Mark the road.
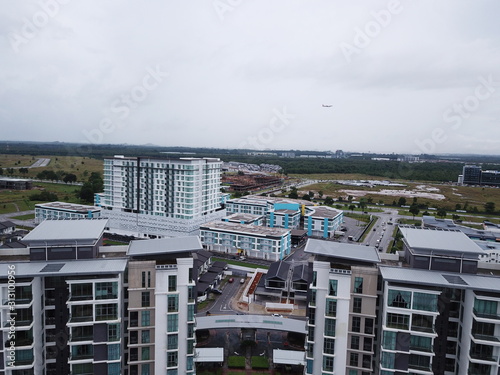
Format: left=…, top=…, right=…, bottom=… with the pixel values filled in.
left=0, top=210, right=36, bottom=228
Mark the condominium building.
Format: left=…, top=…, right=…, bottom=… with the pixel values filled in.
left=100, top=156, right=225, bottom=237
left=126, top=236, right=202, bottom=375
left=199, top=221, right=291, bottom=261
left=304, top=239, right=380, bottom=374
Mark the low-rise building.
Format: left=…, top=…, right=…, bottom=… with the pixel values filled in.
left=304, top=206, right=343, bottom=238
left=35, top=201, right=102, bottom=224
left=200, top=221, right=291, bottom=261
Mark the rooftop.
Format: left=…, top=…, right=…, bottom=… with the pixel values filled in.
left=0, top=258, right=127, bottom=278
left=223, top=213, right=263, bottom=222
left=22, top=219, right=108, bottom=242
left=200, top=221, right=290, bottom=237
left=399, top=225, right=485, bottom=255
left=35, top=201, right=101, bottom=212
left=380, top=265, right=500, bottom=291
left=305, top=206, right=343, bottom=219
left=128, top=236, right=202, bottom=256
left=305, top=238, right=380, bottom=264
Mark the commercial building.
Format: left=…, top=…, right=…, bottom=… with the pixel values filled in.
left=34, top=201, right=102, bottom=224
left=199, top=221, right=291, bottom=261
left=0, top=178, right=32, bottom=190
left=100, top=156, right=225, bottom=237
left=461, top=165, right=500, bottom=187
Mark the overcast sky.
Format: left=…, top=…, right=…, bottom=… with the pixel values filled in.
left=1, top=1, right=499, bottom=155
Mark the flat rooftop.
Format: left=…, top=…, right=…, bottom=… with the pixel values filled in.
left=305, top=206, right=343, bottom=219
left=35, top=201, right=101, bottom=212
left=399, top=225, right=485, bottom=255
left=0, top=258, right=127, bottom=278
left=305, top=238, right=380, bottom=264
left=200, top=221, right=290, bottom=237
left=224, top=213, right=263, bottom=222
left=380, top=265, right=500, bottom=291
left=22, top=219, right=108, bottom=242
left=128, top=236, right=202, bottom=256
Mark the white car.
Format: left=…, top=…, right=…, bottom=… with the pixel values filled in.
left=271, top=313, right=283, bottom=318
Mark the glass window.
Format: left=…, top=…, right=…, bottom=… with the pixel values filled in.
left=141, top=311, right=150, bottom=327
left=329, top=280, right=337, bottom=296
left=108, top=344, right=120, bottom=360
left=168, top=295, right=178, bottom=312
left=324, top=338, right=335, bottom=355
left=388, top=289, right=411, bottom=309
left=167, top=334, right=178, bottom=350
left=141, top=330, right=150, bottom=344
left=324, top=318, right=336, bottom=337
left=351, top=335, right=360, bottom=350
left=413, top=292, right=438, bottom=312
left=95, top=304, right=118, bottom=321
left=168, top=275, right=177, bottom=292
left=108, top=323, right=120, bottom=341
left=142, top=292, right=150, bottom=307
left=382, top=330, right=396, bottom=350
left=353, top=297, right=362, bottom=313
left=354, top=277, right=363, bottom=294
left=95, top=282, right=118, bottom=300
left=474, top=298, right=498, bottom=317
left=167, top=314, right=178, bottom=332
left=386, top=313, right=410, bottom=330
left=365, top=318, right=374, bottom=334
left=188, top=304, right=194, bottom=321
left=141, top=364, right=150, bottom=375
left=167, top=351, right=178, bottom=367
left=108, top=363, right=120, bottom=375
left=352, top=316, right=361, bottom=332
left=142, top=347, right=150, bottom=361
left=323, top=356, right=334, bottom=372
left=350, top=352, right=359, bottom=367
left=326, top=299, right=337, bottom=317
left=410, top=335, right=432, bottom=352
left=381, top=352, right=395, bottom=369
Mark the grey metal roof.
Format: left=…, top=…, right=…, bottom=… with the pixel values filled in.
left=292, top=264, right=309, bottom=282
left=399, top=226, right=485, bottom=255
left=305, top=238, right=380, bottom=264
left=0, top=258, right=127, bottom=278
left=128, top=236, right=202, bottom=256
left=22, top=219, right=108, bottom=242
left=380, top=265, right=500, bottom=291
left=35, top=201, right=101, bottom=212
left=422, top=216, right=498, bottom=240
left=267, top=261, right=291, bottom=280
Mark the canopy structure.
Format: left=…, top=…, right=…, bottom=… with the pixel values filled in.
left=194, top=348, right=224, bottom=363
left=272, top=349, right=305, bottom=366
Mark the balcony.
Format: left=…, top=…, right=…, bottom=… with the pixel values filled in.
left=472, top=332, right=500, bottom=343
left=469, top=352, right=498, bottom=363
left=473, top=308, right=500, bottom=321
left=411, top=325, right=434, bottom=334
left=3, top=298, right=32, bottom=306
left=69, top=315, right=93, bottom=323
left=3, top=320, right=32, bottom=328
left=68, top=294, right=93, bottom=302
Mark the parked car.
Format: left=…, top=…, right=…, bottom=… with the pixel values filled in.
left=240, top=278, right=245, bottom=284
left=271, top=313, right=283, bottom=318
left=211, top=288, right=222, bottom=295
left=228, top=278, right=234, bottom=283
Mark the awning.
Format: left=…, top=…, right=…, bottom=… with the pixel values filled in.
left=194, top=347, right=224, bottom=363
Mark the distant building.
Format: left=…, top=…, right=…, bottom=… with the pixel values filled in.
left=0, top=177, right=32, bottom=190
left=461, top=165, right=500, bottom=186
left=35, top=201, right=102, bottom=224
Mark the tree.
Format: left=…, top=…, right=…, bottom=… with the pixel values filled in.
left=324, top=196, right=334, bottom=206
left=63, top=173, right=77, bottom=184
left=409, top=204, right=420, bottom=219
left=19, top=168, right=29, bottom=174
left=484, top=202, right=496, bottom=214
left=367, top=197, right=373, bottom=204
left=349, top=204, right=356, bottom=213
left=398, top=197, right=407, bottom=206
left=455, top=204, right=462, bottom=211
left=302, top=193, right=311, bottom=201
left=437, top=207, right=447, bottom=218
left=78, top=172, right=104, bottom=203
left=358, top=198, right=367, bottom=211
left=289, top=187, right=298, bottom=199
left=318, top=191, right=324, bottom=199
left=308, top=191, right=315, bottom=199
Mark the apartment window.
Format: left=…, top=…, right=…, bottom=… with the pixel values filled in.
left=167, top=351, right=178, bottom=367
left=187, top=356, right=194, bottom=371
left=362, top=354, right=371, bottom=369
left=386, top=313, right=410, bottom=330
left=142, top=346, right=150, bottom=361
left=188, top=286, right=195, bottom=302
left=323, top=356, right=334, bottom=372
left=95, top=304, right=118, bottom=321
left=365, top=318, right=374, bottom=334
left=167, top=334, right=178, bottom=350
left=141, top=272, right=151, bottom=288
left=188, top=304, right=194, bottom=321
left=350, top=352, right=359, bottom=367
left=363, top=337, right=372, bottom=352
left=411, top=314, right=433, bottom=333
left=381, top=352, right=395, bottom=369
left=329, top=280, right=337, bottom=296
left=130, top=330, right=138, bottom=344
left=410, top=335, right=432, bottom=352
left=388, top=289, right=411, bottom=309
left=353, top=297, right=362, bottom=313
left=141, top=330, right=150, bottom=344
left=382, top=330, right=396, bottom=350
left=324, top=318, right=336, bottom=337
left=108, top=323, right=120, bottom=341
left=141, top=364, right=150, bottom=375
left=108, top=363, right=121, bottom=375
left=108, top=344, right=120, bottom=360
left=188, top=323, right=194, bottom=338
left=326, top=299, right=337, bottom=317
left=168, top=275, right=177, bottom=292
left=474, top=298, right=498, bottom=317
left=408, top=354, right=430, bottom=371
left=352, top=317, right=361, bottom=333
left=354, top=277, right=363, bottom=294
left=167, top=314, right=178, bottom=332
left=310, top=290, right=316, bottom=306
left=351, top=335, right=360, bottom=350
left=95, top=282, right=118, bottom=300
left=142, top=292, right=150, bottom=307
left=168, top=295, right=178, bottom=312
left=130, top=311, right=138, bottom=327
left=71, top=283, right=92, bottom=301
left=141, top=311, right=151, bottom=327
left=187, top=338, right=194, bottom=354
left=324, top=338, right=335, bottom=355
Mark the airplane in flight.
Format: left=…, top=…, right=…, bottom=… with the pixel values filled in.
left=322, top=104, right=333, bottom=107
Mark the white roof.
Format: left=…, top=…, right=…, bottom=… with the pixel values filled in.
left=0, top=258, right=127, bottom=277
left=380, top=266, right=500, bottom=291
left=200, top=221, right=290, bottom=237
left=194, top=348, right=224, bottom=363
left=273, top=349, right=306, bottom=366
left=400, top=226, right=484, bottom=255
left=23, top=219, right=108, bottom=242
left=128, top=236, right=202, bottom=256
left=305, top=238, right=380, bottom=264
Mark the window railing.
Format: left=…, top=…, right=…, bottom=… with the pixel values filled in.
left=473, top=308, right=500, bottom=320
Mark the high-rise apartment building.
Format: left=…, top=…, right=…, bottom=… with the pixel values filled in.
left=101, top=156, right=225, bottom=237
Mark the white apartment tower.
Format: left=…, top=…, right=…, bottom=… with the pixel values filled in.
left=101, top=156, right=224, bottom=237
